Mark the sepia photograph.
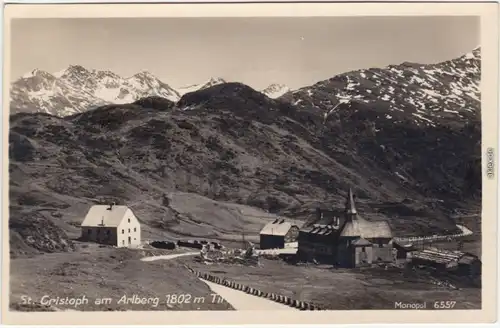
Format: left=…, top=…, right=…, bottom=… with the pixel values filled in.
left=2, top=2, right=499, bottom=325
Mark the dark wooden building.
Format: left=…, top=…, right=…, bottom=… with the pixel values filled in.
left=259, top=218, right=300, bottom=250
left=297, top=188, right=394, bottom=268
left=411, top=248, right=481, bottom=277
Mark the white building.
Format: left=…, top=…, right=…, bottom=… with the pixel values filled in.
left=80, top=204, right=141, bottom=247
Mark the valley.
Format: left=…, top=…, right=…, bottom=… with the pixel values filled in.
left=8, top=47, right=482, bottom=311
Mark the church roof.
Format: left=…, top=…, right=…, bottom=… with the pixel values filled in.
left=340, top=215, right=392, bottom=239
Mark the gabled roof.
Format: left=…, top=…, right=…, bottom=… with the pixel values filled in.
left=81, top=205, right=132, bottom=228
left=458, top=254, right=480, bottom=265
left=340, top=215, right=392, bottom=239
left=302, top=208, right=344, bottom=229
left=393, top=241, right=418, bottom=251
left=260, top=219, right=299, bottom=236
left=411, top=248, right=476, bottom=265
left=352, top=238, right=372, bottom=246
left=301, top=223, right=338, bottom=236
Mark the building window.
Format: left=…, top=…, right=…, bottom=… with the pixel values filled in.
left=122, top=240, right=125, bottom=245
left=128, top=218, right=130, bottom=223
left=362, top=247, right=366, bottom=252
left=88, top=229, right=91, bottom=235
left=106, top=230, right=110, bottom=236
left=122, top=229, right=124, bottom=234
left=128, top=229, right=130, bottom=233
left=134, top=227, right=137, bottom=232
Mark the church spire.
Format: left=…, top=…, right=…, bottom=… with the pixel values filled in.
left=345, top=188, right=357, bottom=216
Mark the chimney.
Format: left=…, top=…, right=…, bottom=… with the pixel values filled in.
left=107, top=202, right=115, bottom=211
left=279, top=219, right=285, bottom=224
left=333, top=216, right=339, bottom=228
left=316, top=208, right=323, bottom=220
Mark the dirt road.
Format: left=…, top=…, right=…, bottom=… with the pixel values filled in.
left=140, top=252, right=199, bottom=262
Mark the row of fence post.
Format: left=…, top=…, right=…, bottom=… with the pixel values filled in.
left=191, top=269, right=324, bottom=310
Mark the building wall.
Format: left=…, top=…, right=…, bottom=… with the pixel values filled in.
left=395, top=248, right=410, bottom=259
left=297, top=230, right=337, bottom=263
left=117, top=209, right=141, bottom=247
left=371, top=246, right=394, bottom=263
left=260, top=235, right=285, bottom=249
left=458, top=260, right=481, bottom=277
left=284, top=226, right=299, bottom=243
left=336, top=238, right=356, bottom=267
left=81, top=226, right=118, bottom=246
left=367, top=238, right=393, bottom=263
left=354, top=245, right=373, bottom=266
left=299, top=241, right=335, bottom=256
left=297, top=241, right=336, bottom=263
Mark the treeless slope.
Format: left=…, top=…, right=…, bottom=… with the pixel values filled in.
left=10, top=245, right=233, bottom=311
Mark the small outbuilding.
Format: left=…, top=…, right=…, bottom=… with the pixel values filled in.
left=392, top=241, right=418, bottom=266
left=411, top=248, right=481, bottom=277
left=259, top=218, right=300, bottom=250
left=80, top=203, right=141, bottom=247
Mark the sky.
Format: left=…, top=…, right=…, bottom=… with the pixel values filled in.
left=11, top=16, right=479, bottom=90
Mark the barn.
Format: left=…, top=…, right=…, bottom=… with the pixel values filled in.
left=80, top=203, right=141, bottom=247
left=259, top=218, right=300, bottom=250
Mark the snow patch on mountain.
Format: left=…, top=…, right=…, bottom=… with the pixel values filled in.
left=177, top=77, right=227, bottom=96
left=10, top=66, right=180, bottom=116
left=286, top=47, right=481, bottom=127
left=261, top=84, right=291, bottom=99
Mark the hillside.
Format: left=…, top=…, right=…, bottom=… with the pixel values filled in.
left=282, top=47, right=480, bottom=127
left=8, top=49, right=481, bottom=257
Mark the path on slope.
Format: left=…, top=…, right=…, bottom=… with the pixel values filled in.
left=141, top=252, right=298, bottom=311
left=140, top=251, right=200, bottom=262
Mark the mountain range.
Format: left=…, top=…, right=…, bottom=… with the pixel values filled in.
left=9, top=47, right=481, bottom=257
left=10, top=68, right=290, bottom=117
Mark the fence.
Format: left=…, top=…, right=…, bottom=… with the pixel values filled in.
left=185, top=266, right=324, bottom=310
left=394, top=225, right=473, bottom=245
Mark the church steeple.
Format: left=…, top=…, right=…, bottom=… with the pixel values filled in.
left=345, top=188, right=357, bottom=216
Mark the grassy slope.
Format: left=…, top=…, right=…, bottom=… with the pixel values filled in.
left=183, top=258, right=481, bottom=310
left=10, top=244, right=233, bottom=311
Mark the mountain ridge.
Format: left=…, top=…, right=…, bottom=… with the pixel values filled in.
left=9, top=47, right=481, bottom=256
left=10, top=66, right=293, bottom=117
